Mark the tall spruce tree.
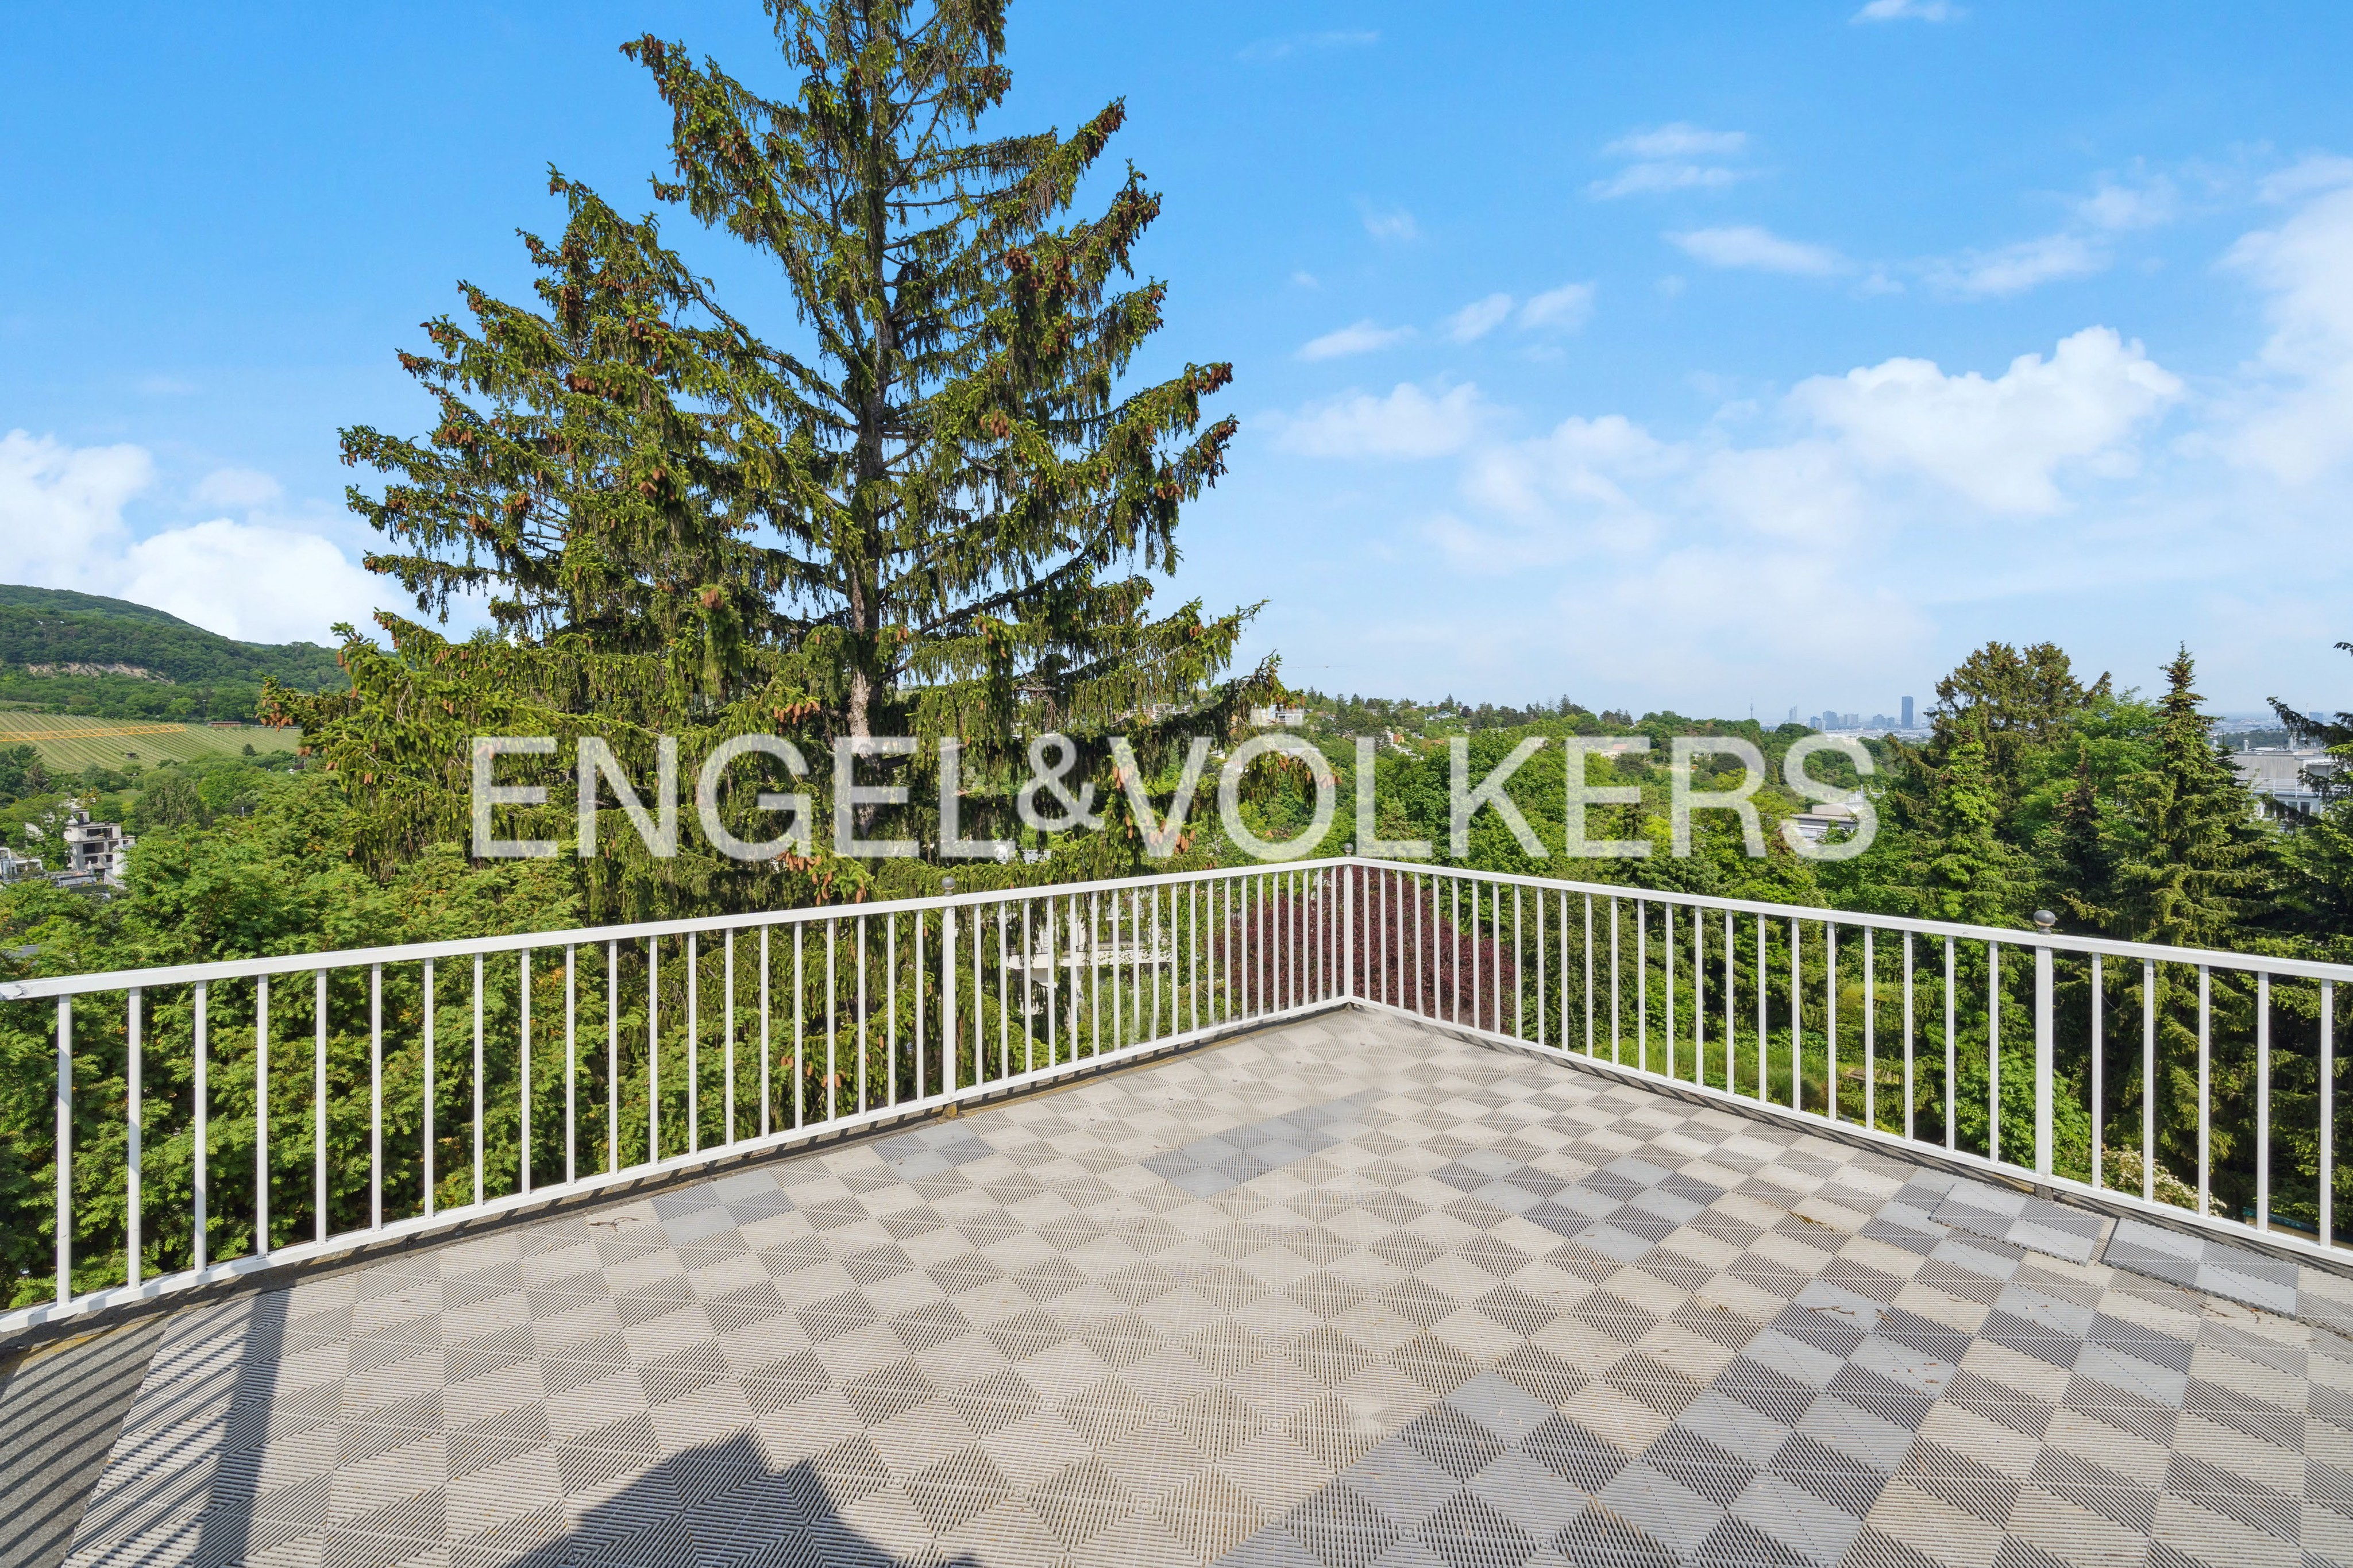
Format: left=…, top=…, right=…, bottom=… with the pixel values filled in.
left=2108, top=648, right=2267, bottom=948
left=273, top=0, right=1267, bottom=909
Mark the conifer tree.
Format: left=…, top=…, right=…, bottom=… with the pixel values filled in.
left=273, top=0, right=1267, bottom=903
left=2108, top=648, right=2266, bottom=947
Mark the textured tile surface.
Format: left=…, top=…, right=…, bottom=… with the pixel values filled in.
left=60, top=1011, right=2353, bottom=1567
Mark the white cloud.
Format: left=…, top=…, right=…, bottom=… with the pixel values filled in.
left=1271, top=383, right=1488, bottom=461
left=1853, top=0, right=1962, bottom=20
left=1239, top=30, right=1378, bottom=63
left=192, top=467, right=284, bottom=508
left=0, top=430, right=152, bottom=590
left=1788, top=326, right=2183, bottom=512
left=0, top=431, right=383, bottom=642
left=1931, top=232, right=2108, bottom=296
left=120, top=520, right=380, bottom=644
left=1603, top=123, right=1748, bottom=161
left=1589, top=164, right=1743, bottom=200
left=1518, top=283, right=1596, bottom=333
left=2259, top=155, right=2353, bottom=204
left=1446, top=293, right=1514, bottom=343
left=1290, top=271, right=1321, bottom=289
left=1358, top=203, right=1419, bottom=242
left=2217, top=183, right=2353, bottom=482
left=1670, top=226, right=1846, bottom=277
left=1299, top=319, right=1414, bottom=361
left=1692, top=440, right=1874, bottom=543
left=1460, top=414, right=1677, bottom=532
left=1590, top=122, right=1751, bottom=202
left=2078, top=176, right=2178, bottom=232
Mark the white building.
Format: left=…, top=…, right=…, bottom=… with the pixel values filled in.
left=1249, top=705, right=1307, bottom=728
left=0, top=845, right=44, bottom=884
left=2232, top=747, right=2340, bottom=817
left=60, top=809, right=136, bottom=888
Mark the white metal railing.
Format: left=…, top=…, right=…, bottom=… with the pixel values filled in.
left=2, top=856, right=2345, bottom=1337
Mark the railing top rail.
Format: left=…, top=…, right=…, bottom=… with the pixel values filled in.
left=1356, top=857, right=2353, bottom=984
left=4, top=853, right=2344, bottom=1000
left=0, top=857, right=1351, bottom=1001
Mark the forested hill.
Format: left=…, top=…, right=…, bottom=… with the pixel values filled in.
left=0, top=584, right=345, bottom=689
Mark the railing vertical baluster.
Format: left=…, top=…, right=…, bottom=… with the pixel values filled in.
left=1722, top=911, right=1734, bottom=1091
left=1753, top=916, right=1765, bottom=1098
left=647, top=938, right=659, bottom=1165
left=998, top=903, right=1009, bottom=1078
left=472, top=955, right=485, bottom=1206
left=1151, top=887, right=1164, bottom=1040
left=886, top=914, right=898, bottom=1104
left=1513, top=886, right=1523, bottom=1040
left=315, top=970, right=329, bottom=1243
left=1089, top=892, right=1100, bottom=1048
left=726, top=929, right=738, bottom=1144
left=564, top=949, right=576, bottom=1185
left=257, top=974, right=269, bottom=1254
left=518, top=954, right=530, bottom=1197
left=944, top=906, right=958, bottom=1086
left=1022, top=902, right=1034, bottom=1072
left=2323, top=980, right=2335, bottom=1248
left=686, top=933, right=699, bottom=1153
left=827, top=920, right=840, bottom=1118
left=973, top=896, right=984, bottom=1071
left=762, top=928, right=774, bottom=1134
left=2142, top=959, right=2156, bottom=1203
left=2090, top=956, right=2103, bottom=1188
left=55, top=997, right=70, bottom=1302
left=2256, top=972, right=2270, bottom=1230
left=797, top=924, right=808, bottom=1125
left=1943, top=939, right=1957, bottom=1152
left=421, top=964, right=433, bottom=1216
left=1988, top=944, right=2001, bottom=1165
left=2197, top=964, right=2212, bottom=1213
left=126, top=988, right=141, bottom=1287
left=605, top=942, right=617, bottom=1174
left=194, top=980, right=208, bottom=1269
left=856, top=914, right=868, bottom=1113
left=1864, top=930, right=1875, bottom=1131
left=371, top=965, right=383, bottom=1226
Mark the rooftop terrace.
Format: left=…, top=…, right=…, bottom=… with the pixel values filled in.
left=14, top=1007, right=2353, bottom=1568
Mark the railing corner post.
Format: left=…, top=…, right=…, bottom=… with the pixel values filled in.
left=1343, top=860, right=1356, bottom=1003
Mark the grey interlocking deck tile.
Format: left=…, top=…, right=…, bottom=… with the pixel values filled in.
left=54, top=1009, right=2353, bottom=1568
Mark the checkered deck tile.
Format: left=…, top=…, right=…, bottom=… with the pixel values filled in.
left=59, top=1009, right=2353, bottom=1568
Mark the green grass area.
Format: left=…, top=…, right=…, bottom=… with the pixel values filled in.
left=0, top=712, right=299, bottom=772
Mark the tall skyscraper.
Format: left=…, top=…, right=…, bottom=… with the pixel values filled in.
left=1901, top=696, right=1915, bottom=728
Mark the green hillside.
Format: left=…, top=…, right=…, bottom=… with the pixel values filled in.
left=0, top=584, right=349, bottom=721
left=0, top=584, right=345, bottom=686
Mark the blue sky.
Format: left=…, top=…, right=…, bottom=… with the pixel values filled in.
left=6, top=2, right=2352, bottom=718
